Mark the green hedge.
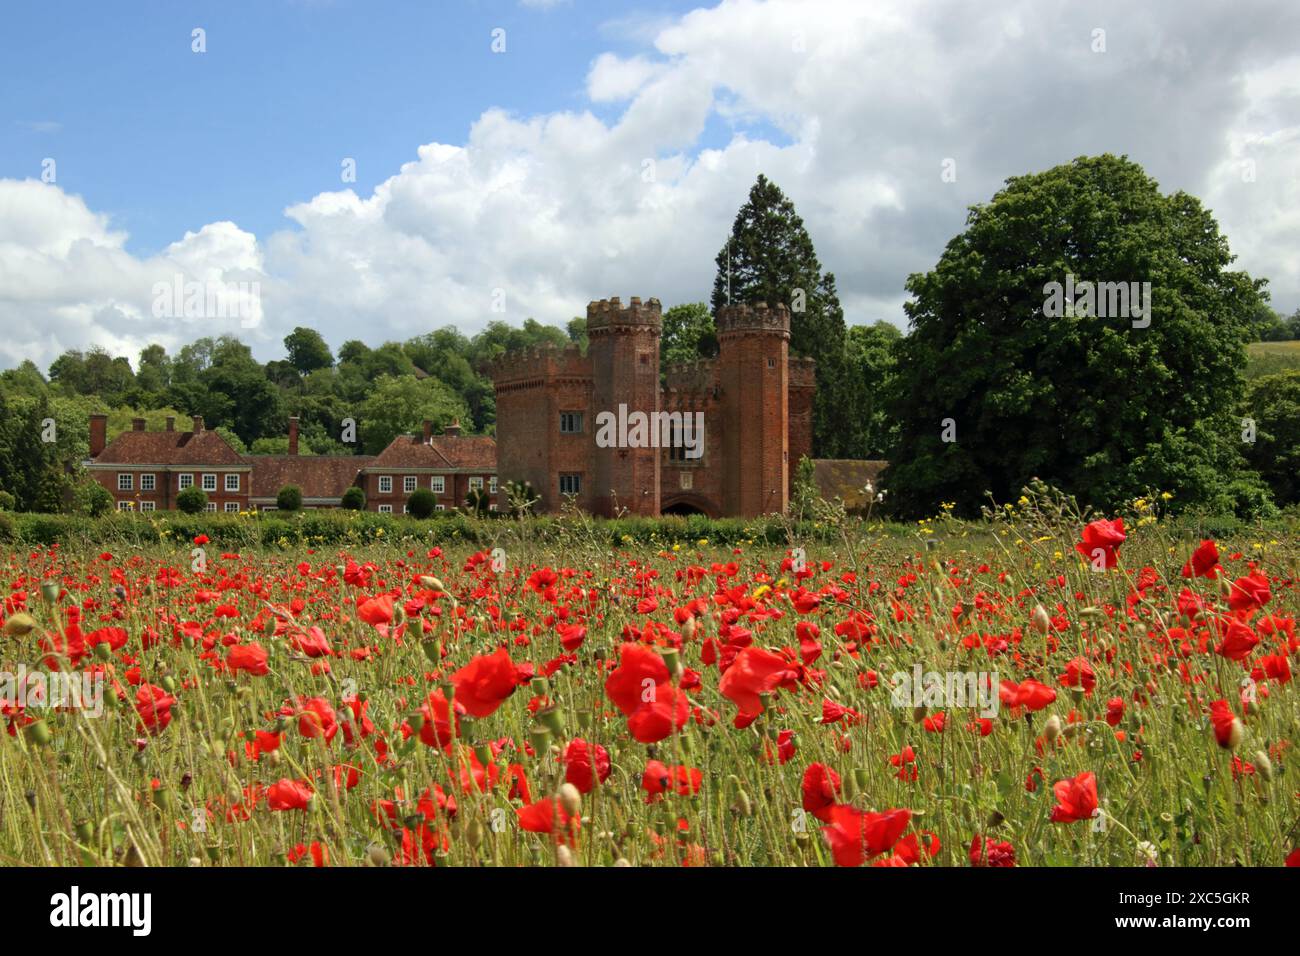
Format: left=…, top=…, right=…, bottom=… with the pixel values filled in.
left=0, top=509, right=850, bottom=549
left=0, top=507, right=1293, bottom=551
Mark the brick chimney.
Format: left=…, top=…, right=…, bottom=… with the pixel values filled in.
left=288, top=416, right=300, bottom=456
left=444, top=419, right=461, bottom=437
left=165, top=416, right=175, bottom=432
left=192, top=415, right=204, bottom=434
left=89, top=414, right=108, bottom=458
left=422, top=420, right=432, bottom=444
left=132, top=417, right=146, bottom=431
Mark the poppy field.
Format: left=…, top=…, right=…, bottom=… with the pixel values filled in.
left=0, top=505, right=1297, bottom=869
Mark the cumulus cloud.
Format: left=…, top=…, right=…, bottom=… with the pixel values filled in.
left=2, top=0, right=1298, bottom=372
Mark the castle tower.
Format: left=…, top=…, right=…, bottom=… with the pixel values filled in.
left=587, top=296, right=662, bottom=517
left=718, top=302, right=790, bottom=517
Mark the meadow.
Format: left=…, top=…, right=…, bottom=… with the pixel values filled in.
left=0, top=494, right=1296, bottom=868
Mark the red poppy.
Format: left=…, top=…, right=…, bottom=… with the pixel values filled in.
left=563, top=738, right=611, bottom=794
left=1050, top=771, right=1098, bottom=824
left=800, top=763, right=842, bottom=822
left=266, top=778, right=313, bottom=811
left=134, top=684, right=176, bottom=735
left=227, top=642, right=269, bottom=676
left=1075, top=518, right=1126, bottom=569
left=718, top=645, right=793, bottom=723
left=821, top=806, right=912, bottom=867
left=1181, top=540, right=1221, bottom=579
left=1228, top=573, right=1271, bottom=614
left=969, top=834, right=1016, bottom=867
left=452, top=648, right=518, bottom=718
left=357, top=594, right=395, bottom=627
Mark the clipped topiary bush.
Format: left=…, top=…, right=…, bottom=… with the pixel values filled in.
left=176, top=487, right=208, bottom=515
left=276, top=485, right=303, bottom=512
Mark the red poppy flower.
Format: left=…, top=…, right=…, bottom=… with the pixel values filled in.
left=1208, top=699, right=1241, bottom=749
left=563, top=738, right=611, bottom=794
left=357, top=594, right=395, bottom=627
left=452, top=648, right=518, bottom=718
left=1075, top=518, right=1126, bottom=569
left=821, top=805, right=911, bottom=867
left=1181, top=540, right=1221, bottom=579
left=969, top=834, right=1016, bottom=867
left=134, top=684, right=176, bottom=735
left=800, top=763, right=842, bottom=822
left=266, top=778, right=313, bottom=811
left=718, top=645, right=793, bottom=722
left=1228, top=573, right=1271, bottom=614
left=1050, top=771, right=1098, bottom=824
left=227, top=642, right=269, bottom=676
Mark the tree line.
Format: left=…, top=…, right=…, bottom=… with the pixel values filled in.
left=1, top=156, right=1297, bottom=518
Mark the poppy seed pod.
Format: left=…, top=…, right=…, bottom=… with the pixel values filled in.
left=539, top=705, right=564, bottom=736
left=24, top=719, right=52, bottom=748
left=1254, top=750, right=1274, bottom=782
left=556, top=845, right=576, bottom=867
left=40, top=581, right=59, bottom=603
left=557, top=782, right=582, bottom=817
left=2, top=612, right=38, bottom=637
left=1031, top=605, right=1051, bottom=634
left=1044, top=715, right=1062, bottom=744
left=530, top=727, right=551, bottom=754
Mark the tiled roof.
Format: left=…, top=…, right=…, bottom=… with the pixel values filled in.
left=371, top=434, right=497, bottom=471
left=243, top=454, right=373, bottom=500
left=94, top=429, right=245, bottom=466
left=812, top=459, right=889, bottom=511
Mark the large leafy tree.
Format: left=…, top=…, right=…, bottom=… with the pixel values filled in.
left=887, top=154, right=1272, bottom=518
left=840, top=321, right=901, bottom=459
left=710, top=174, right=850, bottom=457
left=283, top=327, right=334, bottom=375
left=1243, top=371, right=1300, bottom=505
left=357, top=374, right=470, bottom=454
left=660, top=303, right=717, bottom=366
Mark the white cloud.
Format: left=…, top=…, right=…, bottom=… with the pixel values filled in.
left=2, top=0, right=1299, bottom=373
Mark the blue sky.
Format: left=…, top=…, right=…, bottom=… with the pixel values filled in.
left=1, top=0, right=717, bottom=256
left=1, top=0, right=1296, bottom=368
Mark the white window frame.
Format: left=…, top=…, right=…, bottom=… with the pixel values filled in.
left=403, top=475, right=417, bottom=494
left=378, top=476, right=392, bottom=494
left=117, top=474, right=133, bottom=491
left=178, top=473, right=194, bottom=490
left=260, top=505, right=277, bottom=512
left=205, top=502, right=217, bottom=513
left=435, top=504, right=446, bottom=512
left=378, top=504, right=393, bottom=514
left=224, top=502, right=239, bottom=513
left=140, top=473, right=156, bottom=491
left=140, top=501, right=155, bottom=512
left=468, top=476, right=484, bottom=492
left=430, top=475, right=445, bottom=494
left=117, top=500, right=134, bottom=511
left=489, top=477, right=498, bottom=494
left=559, top=473, right=581, bottom=495
left=225, top=473, right=240, bottom=492
left=201, top=473, right=217, bottom=492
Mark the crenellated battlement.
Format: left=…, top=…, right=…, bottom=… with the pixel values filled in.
left=716, top=301, right=791, bottom=337
left=586, top=295, right=663, bottom=333
left=663, top=358, right=719, bottom=396
left=487, top=343, right=592, bottom=387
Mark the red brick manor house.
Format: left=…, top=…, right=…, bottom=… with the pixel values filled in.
left=489, top=295, right=814, bottom=518
left=86, top=294, right=866, bottom=518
